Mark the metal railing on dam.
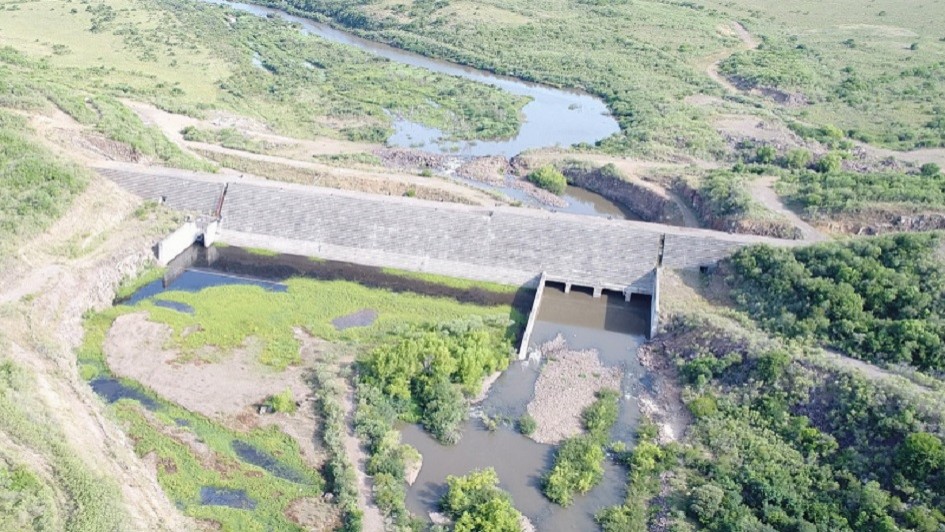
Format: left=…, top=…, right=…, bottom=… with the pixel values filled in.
left=97, top=164, right=797, bottom=298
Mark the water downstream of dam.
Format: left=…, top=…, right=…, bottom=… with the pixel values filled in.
left=402, top=284, right=652, bottom=531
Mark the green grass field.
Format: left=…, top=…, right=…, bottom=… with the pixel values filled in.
left=0, top=0, right=527, bottom=145
left=268, top=0, right=945, bottom=156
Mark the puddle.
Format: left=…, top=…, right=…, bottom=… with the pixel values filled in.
left=200, top=487, right=257, bottom=509
left=332, top=308, right=378, bottom=330
left=90, top=378, right=159, bottom=411
left=560, top=186, right=643, bottom=220
left=123, top=268, right=288, bottom=306
left=154, top=300, right=195, bottom=314
left=231, top=440, right=306, bottom=484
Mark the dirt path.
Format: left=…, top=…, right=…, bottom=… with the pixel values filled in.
left=749, top=176, right=828, bottom=242
left=0, top=177, right=194, bottom=530
left=705, top=21, right=759, bottom=95
left=126, top=100, right=500, bottom=206
left=339, top=385, right=385, bottom=532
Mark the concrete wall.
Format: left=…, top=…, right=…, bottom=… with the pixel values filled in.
left=517, top=272, right=547, bottom=360
left=649, top=267, right=661, bottom=338
left=157, top=223, right=200, bottom=266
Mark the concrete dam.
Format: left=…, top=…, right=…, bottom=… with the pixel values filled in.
left=98, top=165, right=793, bottom=339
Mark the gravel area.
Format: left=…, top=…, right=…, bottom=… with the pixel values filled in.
left=526, top=335, right=623, bottom=444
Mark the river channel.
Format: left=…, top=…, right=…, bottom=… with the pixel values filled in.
left=201, top=0, right=620, bottom=157
left=402, top=284, right=651, bottom=531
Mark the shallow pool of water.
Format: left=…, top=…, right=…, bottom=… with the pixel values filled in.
left=123, top=268, right=288, bottom=306
left=231, top=440, right=307, bottom=484
left=200, top=486, right=257, bottom=509
left=560, top=186, right=642, bottom=221
left=90, top=378, right=159, bottom=411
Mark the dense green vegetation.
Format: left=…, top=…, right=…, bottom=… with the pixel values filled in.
left=440, top=468, right=523, bottom=532
left=309, top=357, right=362, bottom=531
left=781, top=166, right=945, bottom=214
left=543, top=390, right=618, bottom=506
left=599, top=314, right=945, bottom=531
left=728, top=233, right=945, bottom=370
left=526, top=165, right=567, bottom=195
left=0, top=456, right=58, bottom=531
left=0, top=110, right=86, bottom=259
left=361, top=317, right=513, bottom=444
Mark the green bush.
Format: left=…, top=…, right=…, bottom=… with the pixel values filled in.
left=543, top=391, right=619, bottom=506
left=266, top=389, right=297, bottom=413
left=542, top=435, right=605, bottom=506
left=526, top=165, right=567, bottom=195
left=360, top=317, right=512, bottom=444
left=897, top=432, right=945, bottom=481
left=921, top=162, right=941, bottom=177
left=517, top=414, right=537, bottom=436
left=441, top=468, right=522, bottom=532
left=688, top=395, right=718, bottom=418
left=783, top=148, right=812, bottom=169
left=581, top=389, right=619, bottom=439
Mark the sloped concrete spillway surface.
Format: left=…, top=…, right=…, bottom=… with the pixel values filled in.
left=98, top=166, right=796, bottom=297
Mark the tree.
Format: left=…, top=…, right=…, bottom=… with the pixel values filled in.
left=815, top=152, right=842, bottom=173
left=896, top=432, right=945, bottom=480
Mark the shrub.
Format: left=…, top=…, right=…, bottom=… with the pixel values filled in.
left=688, top=395, right=718, bottom=418
left=543, top=435, right=605, bottom=506
left=783, top=148, right=812, bottom=169
left=517, top=414, right=537, bottom=436
left=756, top=145, right=776, bottom=164
left=526, top=165, right=567, bottom=195
left=441, top=468, right=522, bottom=532
left=266, top=389, right=297, bottom=413
left=920, top=162, right=941, bottom=177
left=581, top=389, right=619, bottom=439
left=897, top=432, right=945, bottom=480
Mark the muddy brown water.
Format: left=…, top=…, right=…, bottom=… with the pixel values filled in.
left=561, top=186, right=644, bottom=221
left=402, top=284, right=651, bottom=531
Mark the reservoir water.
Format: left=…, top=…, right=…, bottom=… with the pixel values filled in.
left=200, top=0, right=620, bottom=157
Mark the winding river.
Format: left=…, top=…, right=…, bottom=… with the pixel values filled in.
left=201, top=0, right=621, bottom=157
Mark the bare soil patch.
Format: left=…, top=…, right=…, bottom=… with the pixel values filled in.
left=104, top=313, right=314, bottom=418
left=284, top=496, right=341, bottom=531
left=525, top=336, right=622, bottom=445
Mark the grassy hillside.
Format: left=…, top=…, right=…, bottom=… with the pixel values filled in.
left=267, top=0, right=945, bottom=156
left=0, top=0, right=527, bottom=144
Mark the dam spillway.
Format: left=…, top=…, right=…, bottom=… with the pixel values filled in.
left=98, top=165, right=793, bottom=333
